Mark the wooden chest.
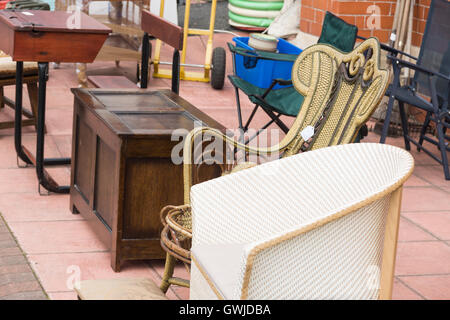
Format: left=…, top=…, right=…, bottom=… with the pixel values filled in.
left=70, top=89, right=224, bottom=271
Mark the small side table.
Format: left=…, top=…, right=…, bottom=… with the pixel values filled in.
left=0, top=10, right=110, bottom=194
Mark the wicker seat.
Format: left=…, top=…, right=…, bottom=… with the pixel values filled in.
left=0, top=54, right=39, bottom=131
left=190, top=143, right=414, bottom=299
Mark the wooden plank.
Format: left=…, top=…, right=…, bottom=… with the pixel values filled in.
left=141, top=10, right=184, bottom=50
left=88, top=76, right=138, bottom=89
left=379, top=187, right=403, bottom=300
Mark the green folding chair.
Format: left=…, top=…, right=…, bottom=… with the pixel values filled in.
left=228, top=11, right=360, bottom=144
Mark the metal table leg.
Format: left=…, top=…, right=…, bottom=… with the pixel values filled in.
left=14, top=62, right=71, bottom=194
left=14, top=61, right=33, bottom=166
left=140, top=32, right=150, bottom=89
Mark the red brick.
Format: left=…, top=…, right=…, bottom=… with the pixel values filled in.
left=0, top=281, right=42, bottom=298
left=300, top=19, right=311, bottom=33
left=418, top=0, right=431, bottom=6
left=355, top=16, right=365, bottom=30
left=302, top=0, right=313, bottom=7
left=338, top=15, right=356, bottom=26
left=337, top=2, right=391, bottom=15
left=315, top=0, right=329, bottom=11
left=413, top=19, right=419, bottom=32
left=310, top=22, right=323, bottom=36
left=0, top=247, right=22, bottom=257
left=412, top=32, right=423, bottom=47
left=417, top=20, right=426, bottom=34
left=372, top=30, right=390, bottom=43
left=314, top=9, right=325, bottom=24
left=302, top=6, right=315, bottom=21
left=0, top=264, right=32, bottom=275
left=358, top=29, right=372, bottom=39
left=423, top=6, right=429, bottom=20
left=414, top=4, right=422, bottom=20
left=379, top=15, right=394, bottom=30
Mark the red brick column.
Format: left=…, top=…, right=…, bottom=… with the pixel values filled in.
left=299, top=0, right=430, bottom=46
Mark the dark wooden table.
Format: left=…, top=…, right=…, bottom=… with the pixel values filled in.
left=0, top=10, right=110, bottom=194
left=70, top=88, right=225, bottom=271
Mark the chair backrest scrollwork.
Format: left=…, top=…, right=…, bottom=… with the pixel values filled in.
left=285, top=37, right=389, bottom=156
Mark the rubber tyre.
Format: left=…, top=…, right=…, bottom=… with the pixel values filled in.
left=211, top=47, right=226, bottom=90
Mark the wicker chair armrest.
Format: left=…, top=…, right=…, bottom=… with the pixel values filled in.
left=182, top=126, right=295, bottom=204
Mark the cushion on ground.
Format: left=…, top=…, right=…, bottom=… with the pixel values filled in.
left=75, top=278, right=168, bottom=300
left=191, top=243, right=246, bottom=299
left=0, top=56, right=38, bottom=80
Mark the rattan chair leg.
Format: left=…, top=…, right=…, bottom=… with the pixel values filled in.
left=160, top=253, right=176, bottom=293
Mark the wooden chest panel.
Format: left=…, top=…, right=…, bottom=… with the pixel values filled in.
left=70, top=88, right=225, bottom=271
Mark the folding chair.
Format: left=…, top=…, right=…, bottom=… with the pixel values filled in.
left=377, top=0, right=450, bottom=180
left=228, top=11, right=358, bottom=144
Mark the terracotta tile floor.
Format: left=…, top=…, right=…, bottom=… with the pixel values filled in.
left=0, top=32, right=449, bottom=300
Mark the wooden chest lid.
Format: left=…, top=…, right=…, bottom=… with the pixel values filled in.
left=72, top=88, right=225, bottom=136
left=0, top=10, right=111, bottom=34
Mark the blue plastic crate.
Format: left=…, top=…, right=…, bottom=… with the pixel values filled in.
left=232, top=36, right=302, bottom=89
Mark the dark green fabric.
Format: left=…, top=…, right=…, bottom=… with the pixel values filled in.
left=5, top=0, right=50, bottom=10
left=318, top=11, right=358, bottom=53
left=229, top=75, right=304, bottom=117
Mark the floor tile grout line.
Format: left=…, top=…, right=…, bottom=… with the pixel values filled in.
left=0, top=265, right=38, bottom=276
left=4, top=219, right=86, bottom=223
left=0, top=289, right=48, bottom=299
left=403, top=185, right=449, bottom=190
left=48, top=135, right=66, bottom=160
left=396, top=273, right=450, bottom=277
left=398, top=239, right=450, bottom=243
left=23, top=250, right=110, bottom=256
left=146, top=262, right=182, bottom=300
left=401, top=209, right=450, bottom=213
left=0, top=212, right=49, bottom=300
left=412, top=170, right=450, bottom=193
left=400, top=215, right=444, bottom=241
left=7, top=219, right=88, bottom=224
left=394, top=276, right=427, bottom=300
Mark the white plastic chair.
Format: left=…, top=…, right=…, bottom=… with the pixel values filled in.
left=189, top=143, right=414, bottom=300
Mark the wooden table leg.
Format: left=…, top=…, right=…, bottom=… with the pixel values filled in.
left=76, top=63, right=88, bottom=88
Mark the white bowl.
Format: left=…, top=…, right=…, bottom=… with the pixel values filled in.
left=248, top=33, right=278, bottom=52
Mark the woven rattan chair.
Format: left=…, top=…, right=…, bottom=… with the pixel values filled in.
left=0, top=52, right=39, bottom=131
left=183, top=38, right=389, bottom=202
left=157, top=38, right=390, bottom=293
left=190, top=143, right=414, bottom=299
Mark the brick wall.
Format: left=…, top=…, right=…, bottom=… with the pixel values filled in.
left=300, top=0, right=431, bottom=47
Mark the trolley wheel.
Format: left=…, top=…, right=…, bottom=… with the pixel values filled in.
left=211, top=47, right=226, bottom=90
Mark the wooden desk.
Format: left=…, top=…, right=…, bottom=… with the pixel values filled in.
left=0, top=10, right=110, bottom=194
left=70, top=88, right=224, bottom=271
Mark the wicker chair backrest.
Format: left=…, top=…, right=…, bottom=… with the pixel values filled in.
left=283, top=37, right=389, bottom=156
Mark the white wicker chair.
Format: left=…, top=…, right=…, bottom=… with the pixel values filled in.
left=189, top=143, right=414, bottom=300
